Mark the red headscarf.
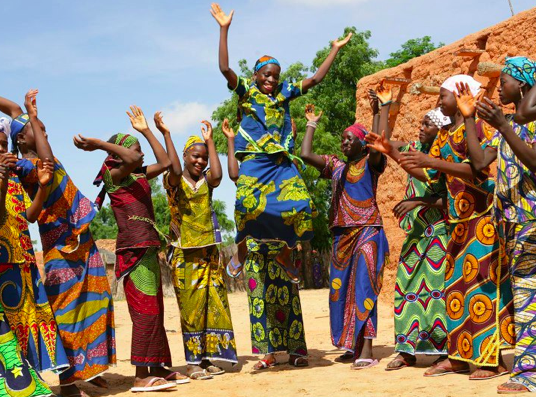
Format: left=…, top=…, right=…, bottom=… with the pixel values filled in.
left=344, top=123, right=369, bottom=141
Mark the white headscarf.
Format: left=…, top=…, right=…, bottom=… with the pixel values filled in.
left=425, top=108, right=451, bottom=129
left=440, top=74, right=482, bottom=96
left=0, top=117, right=11, bottom=136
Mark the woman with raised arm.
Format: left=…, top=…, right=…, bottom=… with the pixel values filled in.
left=0, top=121, right=61, bottom=397
left=154, top=113, right=238, bottom=380
left=456, top=57, right=536, bottom=394
left=210, top=2, right=351, bottom=284
left=300, top=102, right=389, bottom=370
left=221, top=118, right=239, bottom=183
left=366, top=101, right=451, bottom=370
left=367, top=75, right=515, bottom=380
left=74, top=106, right=189, bottom=392
left=6, top=91, right=116, bottom=397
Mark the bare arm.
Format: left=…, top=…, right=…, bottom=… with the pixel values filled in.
left=222, top=119, right=239, bottom=182
left=516, top=84, right=536, bottom=124
left=0, top=154, right=16, bottom=222
left=0, top=96, right=23, bottom=118
left=26, top=158, right=54, bottom=223
left=393, top=196, right=446, bottom=219
left=24, top=90, right=54, bottom=161
left=154, top=111, right=182, bottom=187
left=201, top=121, right=222, bottom=188
left=300, top=105, right=326, bottom=171
left=478, top=97, right=536, bottom=173
left=302, top=33, right=352, bottom=92
left=211, top=3, right=238, bottom=89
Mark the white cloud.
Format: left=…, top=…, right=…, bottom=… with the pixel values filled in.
left=159, top=102, right=218, bottom=136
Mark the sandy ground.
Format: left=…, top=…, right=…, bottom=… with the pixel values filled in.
left=42, top=290, right=517, bottom=397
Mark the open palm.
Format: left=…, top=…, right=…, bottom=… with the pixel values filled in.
left=127, top=106, right=149, bottom=132
left=365, top=131, right=391, bottom=154
left=210, top=3, right=234, bottom=27
left=332, top=32, right=352, bottom=49
left=455, top=82, right=482, bottom=118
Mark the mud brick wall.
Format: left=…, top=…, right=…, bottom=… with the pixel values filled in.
left=353, top=7, right=536, bottom=298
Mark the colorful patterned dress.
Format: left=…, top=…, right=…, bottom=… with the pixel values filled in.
left=394, top=142, right=449, bottom=355
left=487, top=118, right=536, bottom=389
left=245, top=239, right=308, bottom=357
left=164, top=172, right=238, bottom=364
left=231, top=77, right=315, bottom=247
left=0, top=173, right=69, bottom=374
left=423, top=120, right=515, bottom=366
left=322, top=155, right=389, bottom=356
left=98, top=163, right=171, bottom=367
left=0, top=300, right=53, bottom=397
left=16, top=158, right=116, bottom=384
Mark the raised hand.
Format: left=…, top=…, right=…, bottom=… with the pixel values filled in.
left=305, top=104, right=323, bottom=122
left=210, top=3, right=234, bottom=28
left=399, top=146, right=432, bottom=169
left=24, top=89, right=39, bottom=118
left=154, top=111, right=170, bottom=135
left=201, top=120, right=213, bottom=141
left=73, top=134, right=101, bottom=152
left=376, top=81, right=392, bottom=104
left=332, top=32, right=352, bottom=49
left=368, top=89, right=379, bottom=114
left=476, top=97, right=509, bottom=130
left=455, top=82, right=484, bottom=118
left=222, top=118, right=235, bottom=139
left=37, top=158, right=54, bottom=186
left=127, top=106, right=149, bottom=133
left=365, top=131, right=392, bottom=154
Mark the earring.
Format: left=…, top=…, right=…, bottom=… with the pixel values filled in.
left=520, top=87, right=524, bottom=99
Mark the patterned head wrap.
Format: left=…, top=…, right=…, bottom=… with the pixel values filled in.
left=441, top=75, right=482, bottom=96
left=344, top=123, right=369, bottom=149
left=425, top=108, right=451, bottom=129
left=183, top=135, right=206, bottom=153
left=93, top=133, right=140, bottom=209
left=9, top=113, right=29, bottom=151
left=114, top=133, right=139, bottom=149
left=0, top=117, right=11, bottom=136
left=502, top=56, right=536, bottom=87
left=254, top=56, right=280, bottom=73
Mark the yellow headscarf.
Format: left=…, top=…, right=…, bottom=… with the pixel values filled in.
left=183, top=135, right=206, bottom=153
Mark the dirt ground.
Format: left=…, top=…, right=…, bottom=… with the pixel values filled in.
left=42, top=289, right=516, bottom=397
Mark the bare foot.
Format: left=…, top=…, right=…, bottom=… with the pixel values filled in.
left=469, top=365, right=508, bottom=380
left=88, top=376, right=108, bottom=388
left=150, top=367, right=189, bottom=382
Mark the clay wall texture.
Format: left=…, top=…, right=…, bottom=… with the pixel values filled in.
left=353, top=7, right=536, bottom=294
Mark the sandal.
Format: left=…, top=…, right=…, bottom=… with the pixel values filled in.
left=469, top=368, right=509, bottom=380
left=226, top=257, right=243, bottom=278
left=497, top=381, right=530, bottom=394
left=164, top=371, right=190, bottom=384
left=335, top=351, right=354, bottom=363
left=130, top=377, right=177, bottom=392
left=385, top=355, right=416, bottom=371
left=423, top=361, right=470, bottom=377
left=289, top=357, right=308, bottom=367
left=275, top=257, right=301, bottom=284
left=253, top=359, right=278, bottom=370
left=204, top=365, right=225, bottom=376
left=188, top=369, right=213, bottom=380
left=351, top=358, right=379, bottom=370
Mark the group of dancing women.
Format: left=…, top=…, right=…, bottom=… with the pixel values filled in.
left=1, top=3, right=536, bottom=396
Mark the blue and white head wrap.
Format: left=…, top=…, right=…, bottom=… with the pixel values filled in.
left=254, top=56, right=280, bottom=73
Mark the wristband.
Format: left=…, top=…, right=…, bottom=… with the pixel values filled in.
left=306, top=121, right=318, bottom=129
left=381, top=100, right=393, bottom=107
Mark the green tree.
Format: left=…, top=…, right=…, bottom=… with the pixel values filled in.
left=213, top=199, right=236, bottom=246
left=90, top=204, right=118, bottom=240
left=384, top=36, right=444, bottom=68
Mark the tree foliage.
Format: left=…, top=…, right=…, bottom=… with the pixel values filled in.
left=384, top=36, right=444, bottom=68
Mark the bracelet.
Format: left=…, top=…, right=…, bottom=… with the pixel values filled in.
left=381, top=100, right=393, bottom=106
left=306, top=121, right=318, bottom=129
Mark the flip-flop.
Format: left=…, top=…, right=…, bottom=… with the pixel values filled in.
left=205, top=365, right=225, bottom=376
left=226, top=257, right=243, bottom=278
left=274, top=257, right=301, bottom=284
left=289, top=357, right=309, bottom=367
left=385, top=356, right=416, bottom=371
left=188, top=369, right=213, bottom=380
left=469, top=369, right=509, bottom=380
left=497, top=381, right=530, bottom=394
left=253, top=359, right=278, bottom=370
left=164, top=371, right=191, bottom=384
left=130, top=377, right=177, bottom=392
left=351, top=358, right=379, bottom=370
left=335, top=351, right=354, bottom=362
left=423, top=364, right=470, bottom=377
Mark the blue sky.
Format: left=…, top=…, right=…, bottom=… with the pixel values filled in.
left=2, top=0, right=533, bottom=247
